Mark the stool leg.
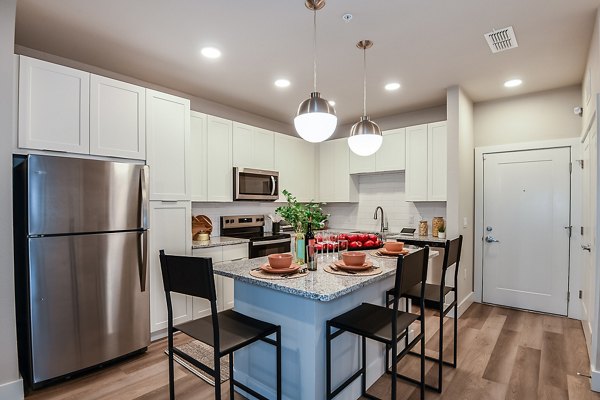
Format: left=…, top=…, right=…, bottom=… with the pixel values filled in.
left=229, top=353, right=234, bottom=400
left=438, top=305, right=444, bottom=393
left=168, top=331, right=175, bottom=400
left=276, top=327, right=282, bottom=400
left=214, top=351, right=221, bottom=400
left=361, top=336, right=367, bottom=396
left=453, top=301, right=458, bottom=368
left=420, top=323, right=425, bottom=400
left=326, top=322, right=332, bottom=400
left=391, top=336, right=398, bottom=400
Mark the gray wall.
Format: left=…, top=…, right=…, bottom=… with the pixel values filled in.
left=0, top=0, right=22, bottom=398
left=473, top=85, right=582, bottom=148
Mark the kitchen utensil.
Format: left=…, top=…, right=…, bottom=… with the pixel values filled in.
left=342, top=251, right=366, bottom=266
left=267, top=253, right=293, bottom=269
left=383, top=241, right=404, bottom=252
left=192, top=215, right=213, bottom=240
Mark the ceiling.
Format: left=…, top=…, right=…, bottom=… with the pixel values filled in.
left=14, top=0, right=600, bottom=127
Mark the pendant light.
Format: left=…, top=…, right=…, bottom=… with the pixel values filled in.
left=348, top=40, right=383, bottom=156
left=294, top=0, right=337, bottom=143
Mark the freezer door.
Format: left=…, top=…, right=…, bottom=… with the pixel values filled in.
left=28, top=231, right=149, bottom=384
left=27, top=155, right=148, bottom=235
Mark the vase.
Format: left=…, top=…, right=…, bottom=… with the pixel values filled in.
left=438, top=231, right=446, bottom=239
left=293, top=233, right=306, bottom=264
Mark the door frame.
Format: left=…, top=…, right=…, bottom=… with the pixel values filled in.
left=474, top=138, right=582, bottom=319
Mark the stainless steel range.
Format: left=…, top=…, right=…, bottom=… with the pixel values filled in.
left=220, top=215, right=291, bottom=259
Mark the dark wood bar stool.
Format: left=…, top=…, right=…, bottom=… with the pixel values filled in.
left=326, top=247, right=429, bottom=400
left=159, top=250, right=282, bottom=400
left=385, top=236, right=463, bottom=392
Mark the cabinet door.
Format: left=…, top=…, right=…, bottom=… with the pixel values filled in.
left=318, top=140, right=336, bottom=202
left=333, top=139, right=358, bottom=202
left=297, top=140, right=317, bottom=202
left=190, top=111, right=208, bottom=201
left=274, top=133, right=297, bottom=201
left=405, top=124, right=429, bottom=201
left=191, top=246, right=223, bottom=319
left=220, top=244, right=248, bottom=311
left=253, top=128, right=274, bottom=170
left=427, top=122, right=447, bottom=201
left=146, top=90, right=191, bottom=200
left=19, top=56, right=90, bottom=154
left=232, top=122, right=254, bottom=168
left=207, top=116, right=233, bottom=201
left=90, top=75, right=146, bottom=159
left=149, top=201, right=192, bottom=333
left=376, top=128, right=406, bottom=172
left=349, top=141, right=376, bottom=174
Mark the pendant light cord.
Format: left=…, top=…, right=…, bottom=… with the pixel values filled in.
left=363, top=46, right=367, bottom=116
left=313, top=7, right=317, bottom=93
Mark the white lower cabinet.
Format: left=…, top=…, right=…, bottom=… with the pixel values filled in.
left=149, top=201, right=192, bottom=336
left=192, top=244, right=248, bottom=313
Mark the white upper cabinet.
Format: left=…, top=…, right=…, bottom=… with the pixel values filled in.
left=207, top=116, right=233, bottom=202
left=405, top=122, right=446, bottom=201
left=19, top=56, right=90, bottom=154
left=146, top=89, right=191, bottom=201
left=274, top=133, right=316, bottom=202
left=318, top=138, right=358, bottom=203
left=427, top=122, right=447, bottom=201
left=89, top=75, right=146, bottom=159
left=190, top=111, right=208, bottom=201
left=232, top=122, right=274, bottom=170
left=349, top=128, right=406, bottom=174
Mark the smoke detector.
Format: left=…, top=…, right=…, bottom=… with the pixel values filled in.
left=484, top=26, right=518, bottom=53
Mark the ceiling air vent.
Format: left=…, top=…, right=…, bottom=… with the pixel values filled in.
left=484, top=26, right=518, bottom=53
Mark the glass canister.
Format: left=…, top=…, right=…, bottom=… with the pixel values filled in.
left=432, top=217, right=444, bottom=237
left=419, top=220, right=428, bottom=236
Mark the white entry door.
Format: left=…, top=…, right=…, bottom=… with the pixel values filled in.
left=482, top=147, right=571, bottom=315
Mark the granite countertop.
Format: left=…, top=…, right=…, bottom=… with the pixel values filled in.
left=192, top=236, right=249, bottom=249
left=212, top=248, right=438, bottom=302
left=386, top=234, right=448, bottom=244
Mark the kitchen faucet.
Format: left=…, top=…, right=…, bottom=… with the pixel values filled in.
left=373, top=206, right=388, bottom=238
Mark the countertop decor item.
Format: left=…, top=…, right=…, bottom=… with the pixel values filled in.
left=438, top=223, right=446, bottom=239
left=432, top=216, right=444, bottom=237
left=419, top=220, right=428, bottom=236
left=294, top=0, right=337, bottom=143
left=192, top=215, right=213, bottom=241
left=348, top=40, right=383, bottom=157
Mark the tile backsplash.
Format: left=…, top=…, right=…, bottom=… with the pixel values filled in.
left=192, top=172, right=446, bottom=235
left=323, top=172, right=446, bottom=233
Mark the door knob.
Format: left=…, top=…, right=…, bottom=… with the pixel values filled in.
left=582, top=244, right=591, bottom=252
left=485, top=235, right=500, bottom=243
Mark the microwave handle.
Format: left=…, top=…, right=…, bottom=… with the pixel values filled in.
left=270, top=176, right=276, bottom=196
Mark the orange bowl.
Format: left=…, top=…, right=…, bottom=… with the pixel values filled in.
left=267, top=253, right=293, bottom=269
left=342, top=251, right=367, bottom=266
left=384, top=241, right=404, bottom=252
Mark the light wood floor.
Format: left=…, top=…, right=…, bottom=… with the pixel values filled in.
left=26, top=303, right=599, bottom=400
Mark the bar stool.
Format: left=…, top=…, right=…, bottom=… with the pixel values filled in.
left=326, top=247, right=429, bottom=400
left=159, top=250, right=282, bottom=400
left=385, top=236, right=463, bottom=392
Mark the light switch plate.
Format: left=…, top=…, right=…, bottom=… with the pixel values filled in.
left=463, top=217, right=468, bottom=228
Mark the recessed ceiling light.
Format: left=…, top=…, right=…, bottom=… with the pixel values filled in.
left=274, top=79, right=290, bottom=88
left=201, top=47, right=221, bottom=59
left=504, top=79, right=522, bottom=88
left=385, top=82, right=401, bottom=91
left=328, top=100, right=336, bottom=106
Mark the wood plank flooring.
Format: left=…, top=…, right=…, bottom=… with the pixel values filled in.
left=26, top=303, right=599, bottom=400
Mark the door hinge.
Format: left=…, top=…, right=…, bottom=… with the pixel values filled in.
left=565, top=226, right=572, bottom=237
left=578, top=159, right=584, bottom=169
left=579, top=290, right=583, bottom=299
left=570, top=162, right=572, bottom=173
left=581, top=226, right=584, bottom=235
left=567, top=292, right=570, bottom=301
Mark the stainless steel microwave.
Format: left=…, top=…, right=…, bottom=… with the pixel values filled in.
left=234, top=167, right=279, bottom=201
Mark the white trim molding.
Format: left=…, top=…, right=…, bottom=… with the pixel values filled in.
left=0, top=378, right=23, bottom=400
left=592, top=368, right=600, bottom=392
left=474, top=138, right=582, bottom=320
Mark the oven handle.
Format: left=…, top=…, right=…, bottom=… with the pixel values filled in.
left=251, top=238, right=291, bottom=246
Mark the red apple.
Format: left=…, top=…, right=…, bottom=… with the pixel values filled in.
left=357, top=234, right=368, bottom=242
left=315, top=243, right=323, bottom=251
left=364, top=240, right=375, bottom=248
left=348, top=234, right=358, bottom=242
left=354, top=241, right=363, bottom=248
left=368, top=234, right=378, bottom=242
left=327, top=243, right=335, bottom=251
left=315, top=235, right=323, bottom=243
left=338, top=233, right=348, bottom=241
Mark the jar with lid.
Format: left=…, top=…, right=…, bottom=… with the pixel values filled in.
left=419, top=220, right=428, bottom=236
left=432, top=217, right=444, bottom=237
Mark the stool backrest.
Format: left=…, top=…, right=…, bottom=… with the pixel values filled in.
left=159, top=250, right=217, bottom=301
left=390, top=247, right=429, bottom=308
left=441, top=236, right=463, bottom=291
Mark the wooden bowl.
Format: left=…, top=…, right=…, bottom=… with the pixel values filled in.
left=267, top=253, right=293, bottom=269
left=342, top=251, right=366, bottom=266
left=384, top=241, right=404, bottom=252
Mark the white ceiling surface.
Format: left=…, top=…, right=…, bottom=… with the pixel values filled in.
left=15, top=0, right=600, bottom=126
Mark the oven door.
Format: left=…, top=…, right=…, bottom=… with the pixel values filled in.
left=234, top=167, right=279, bottom=201
left=249, top=237, right=291, bottom=259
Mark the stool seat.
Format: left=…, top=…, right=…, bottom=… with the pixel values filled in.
left=389, top=283, right=453, bottom=309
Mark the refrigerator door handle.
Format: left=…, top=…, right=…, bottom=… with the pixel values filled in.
left=138, top=230, right=148, bottom=292
left=140, top=166, right=149, bottom=230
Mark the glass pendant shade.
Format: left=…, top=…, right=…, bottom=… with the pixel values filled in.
left=348, top=116, right=383, bottom=156
left=295, top=92, right=337, bottom=143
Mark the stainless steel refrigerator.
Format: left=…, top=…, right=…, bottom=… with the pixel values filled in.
left=13, top=155, right=150, bottom=389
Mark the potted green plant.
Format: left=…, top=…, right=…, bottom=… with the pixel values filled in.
left=438, top=223, right=446, bottom=239
left=275, top=190, right=327, bottom=263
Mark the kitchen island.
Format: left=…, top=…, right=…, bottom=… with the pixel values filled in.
left=212, top=249, right=438, bottom=400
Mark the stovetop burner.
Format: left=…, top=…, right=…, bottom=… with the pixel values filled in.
left=220, top=214, right=290, bottom=242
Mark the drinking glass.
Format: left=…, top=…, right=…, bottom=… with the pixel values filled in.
left=306, top=244, right=318, bottom=271
left=337, top=239, right=349, bottom=261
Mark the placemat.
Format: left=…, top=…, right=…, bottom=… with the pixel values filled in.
left=324, top=264, right=383, bottom=276
left=249, top=268, right=309, bottom=280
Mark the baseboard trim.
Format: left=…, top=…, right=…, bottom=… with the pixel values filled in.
left=447, top=291, right=475, bottom=319
left=591, top=368, right=600, bottom=392
left=0, top=377, right=23, bottom=400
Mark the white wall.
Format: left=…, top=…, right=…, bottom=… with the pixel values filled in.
left=446, top=86, right=475, bottom=314
left=323, top=173, right=446, bottom=233
left=474, top=85, right=582, bottom=147
left=0, top=0, right=23, bottom=398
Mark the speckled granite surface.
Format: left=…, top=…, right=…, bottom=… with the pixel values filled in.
left=386, top=234, right=448, bottom=243
left=212, top=249, right=438, bottom=302
left=192, top=236, right=249, bottom=249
